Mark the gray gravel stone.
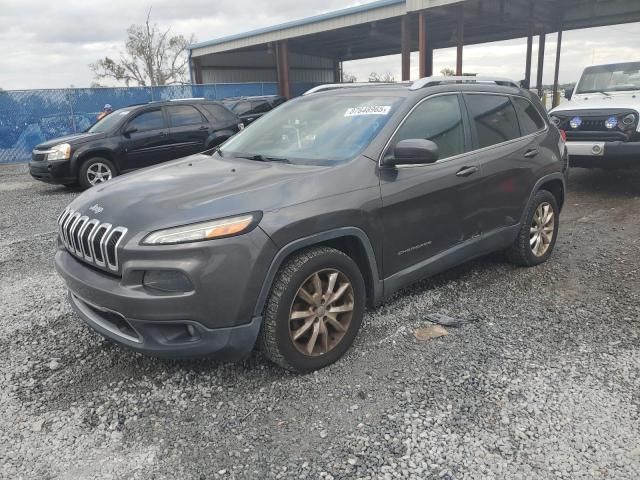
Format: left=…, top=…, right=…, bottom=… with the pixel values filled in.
left=1, top=164, right=639, bottom=479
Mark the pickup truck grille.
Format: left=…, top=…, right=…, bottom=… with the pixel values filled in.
left=57, top=208, right=127, bottom=273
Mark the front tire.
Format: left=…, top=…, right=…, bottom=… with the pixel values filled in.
left=79, top=157, right=116, bottom=190
left=507, top=190, right=559, bottom=267
left=259, top=247, right=366, bottom=373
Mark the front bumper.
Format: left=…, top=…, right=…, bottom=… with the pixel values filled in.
left=54, top=227, right=277, bottom=359
left=29, top=160, right=75, bottom=184
left=567, top=141, right=640, bottom=168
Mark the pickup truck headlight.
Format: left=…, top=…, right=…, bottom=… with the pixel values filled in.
left=142, top=213, right=261, bottom=245
left=46, top=143, right=71, bottom=161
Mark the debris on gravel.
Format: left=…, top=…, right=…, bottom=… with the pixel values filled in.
left=1, top=164, right=639, bottom=479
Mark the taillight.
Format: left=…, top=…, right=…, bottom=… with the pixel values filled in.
left=559, top=129, right=567, bottom=142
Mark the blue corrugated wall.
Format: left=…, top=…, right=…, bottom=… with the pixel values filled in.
left=0, top=82, right=320, bottom=163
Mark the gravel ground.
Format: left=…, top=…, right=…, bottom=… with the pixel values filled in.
left=1, top=163, right=639, bottom=480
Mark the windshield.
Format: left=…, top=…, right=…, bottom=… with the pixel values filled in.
left=576, top=62, right=640, bottom=94
left=87, top=107, right=132, bottom=133
left=219, top=95, right=402, bottom=165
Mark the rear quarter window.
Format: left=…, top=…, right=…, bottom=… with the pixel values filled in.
left=513, top=97, right=546, bottom=135
left=202, top=104, right=238, bottom=124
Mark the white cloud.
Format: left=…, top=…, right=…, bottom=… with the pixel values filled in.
left=0, top=1, right=639, bottom=90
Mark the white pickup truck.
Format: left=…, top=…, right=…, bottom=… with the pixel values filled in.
left=549, top=61, right=640, bottom=168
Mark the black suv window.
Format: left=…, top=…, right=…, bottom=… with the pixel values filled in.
left=127, top=109, right=165, bottom=132
left=251, top=101, right=271, bottom=114
left=233, top=102, right=253, bottom=115
left=465, top=94, right=520, bottom=148
left=202, top=104, right=237, bottom=123
left=513, top=97, right=546, bottom=135
left=166, top=105, right=205, bottom=127
left=392, top=94, right=465, bottom=161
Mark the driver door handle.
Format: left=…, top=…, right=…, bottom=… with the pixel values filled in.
left=524, top=148, right=539, bottom=158
left=456, top=166, right=479, bottom=178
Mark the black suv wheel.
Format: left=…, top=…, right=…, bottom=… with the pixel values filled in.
left=507, top=190, right=559, bottom=267
left=259, top=247, right=366, bottom=372
left=79, top=157, right=117, bottom=190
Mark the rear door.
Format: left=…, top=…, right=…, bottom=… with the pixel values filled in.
left=380, top=93, right=484, bottom=277
left=165, top=104, right=210, bottom=159
left=121, top=108, right=170, bottom=170
left=463, top=93, right=546, bottom=233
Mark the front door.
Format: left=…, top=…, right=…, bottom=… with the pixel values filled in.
left=165, top=105, right=211, bottom=159
left=380, top=93, right=484, bottom=278
left=121, top=108, right=170, bottom=170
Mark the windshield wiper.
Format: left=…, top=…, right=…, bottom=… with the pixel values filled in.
left=243, top=154, right=290, bottom=163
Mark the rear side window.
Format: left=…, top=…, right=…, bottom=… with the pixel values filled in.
left=513, top=97, right=546, bottom=135
left=166, top=105, right=206, bottom=127
left=232, top=102, right=253, bottom=115
left=465, top=94, right=520, bottom=148
left=392, top=94, right=465, bottom=161
left=127, top=109, right=165, bottom=132
left=202, top=104, right=238, bottom=123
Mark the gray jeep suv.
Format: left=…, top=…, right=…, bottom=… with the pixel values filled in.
left=54, top=77, right=568, bottom=372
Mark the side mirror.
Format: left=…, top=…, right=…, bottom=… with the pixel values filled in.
left=383, top=139, right=439, bottom=167
left=564, top=90, right=573, bottom=101
left=123, top=127, right=138, bottom=136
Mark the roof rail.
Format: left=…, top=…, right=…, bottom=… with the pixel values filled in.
left=303, top=82, right=410, bottom=95
left=410, top=76, right=520, bottom=90
left=169, top=97, right=206, bottom=101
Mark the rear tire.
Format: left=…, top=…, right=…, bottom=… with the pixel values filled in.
left=259, top=247, right=366, bottom=373
left=507, top=190, right=559, bottom=267
left=79, top=157, right=116, bottom=190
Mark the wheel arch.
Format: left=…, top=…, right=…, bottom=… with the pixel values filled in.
left=520, top=172, right=566, bottom=225
left=72, top=149, right=118, bottom=174
left=253, top=228, right=383, bottom=317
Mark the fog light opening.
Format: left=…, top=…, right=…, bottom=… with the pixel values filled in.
left=143, top=270, right=194, bottom=294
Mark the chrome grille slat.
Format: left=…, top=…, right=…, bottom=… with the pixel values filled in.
left=56, top=209, right=127, bottom=273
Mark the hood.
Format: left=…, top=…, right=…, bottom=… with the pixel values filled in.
left=551, top=91, right=640, bottom=114
left=35, top=132, right=107, bottom=150
left=65, top=153, right=331, bottom=234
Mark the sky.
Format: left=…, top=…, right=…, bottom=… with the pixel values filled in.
left=1, top=0, right=640, bottom=91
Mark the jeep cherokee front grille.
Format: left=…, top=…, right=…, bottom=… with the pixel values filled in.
left=57, top=208, right=127, bottom=273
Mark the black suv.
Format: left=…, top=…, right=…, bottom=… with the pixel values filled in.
left=54, top=78, right=568, bottom=372
left=29, top=99, right=242, bottom=189
left=222, top=95, right=286, bottom=125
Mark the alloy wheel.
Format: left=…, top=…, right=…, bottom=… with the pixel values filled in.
left=530, top=202, right=555, bottom=257
left=288, top=269, right=355, bottom=357
left=87, top=162, right=113, bottom=186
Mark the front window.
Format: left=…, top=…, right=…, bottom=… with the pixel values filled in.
left=220, top=95, right=402, bottom=165
left=87, top=107, right=131, bottom=133
left=576, top=62, right=640, bottom=94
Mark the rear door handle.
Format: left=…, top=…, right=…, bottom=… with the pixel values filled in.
left=158, top=131, right=167, bottom=137
left=524, top=149, right=539, bottom=158
left=456, top=166, right=479, bottom=178
left=199, top=126, right=208, bottom=131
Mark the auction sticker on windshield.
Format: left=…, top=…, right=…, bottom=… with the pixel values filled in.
left=344, top=106, right=392, bottom=117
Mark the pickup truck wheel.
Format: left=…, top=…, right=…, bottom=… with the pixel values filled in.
left=79, top=157, right=116, bottom=190
left=259, top=247, right=365, bottom=373
left=507, top=190, right=559, bottom=267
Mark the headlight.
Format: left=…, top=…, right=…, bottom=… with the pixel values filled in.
left=549, top=116, right=562, bottom=127
left=46, top=143, right=71, bottom=161
left=622, top=113, right=636, bottom=127
left=142, top=213, right=261, bottom=245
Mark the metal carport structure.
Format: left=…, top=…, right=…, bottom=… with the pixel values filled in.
left=189, top=0, right=640, bottom=105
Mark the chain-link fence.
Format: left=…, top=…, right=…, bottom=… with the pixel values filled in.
left=0, top=82, right=305, bottom=163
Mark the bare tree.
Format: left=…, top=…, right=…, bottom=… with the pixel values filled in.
left=440, top=67, right=456, bottom=76
left=90, top=9, right=194, bottom=86
left=342, top=71, right=358, bottom=83
left=368, top=71, right=396, bottom=83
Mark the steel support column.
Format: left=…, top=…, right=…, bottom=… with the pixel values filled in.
left=418, top=12, right=433, bottom=78
left=192, top=57, right=203, bottom=84
left=401, top=15, right=411, bottom=81
left=276, top=40, right=291, bottom=98
left=552, top=12, right=564, bottom=108
left=524, top=3, right=534, bottom=88
left=536, top=34, right=546, bottom=98
left=456, top=4, right=464, bottom=76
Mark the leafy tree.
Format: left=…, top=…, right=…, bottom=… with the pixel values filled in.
left=90, top=10, right=194, bottom=86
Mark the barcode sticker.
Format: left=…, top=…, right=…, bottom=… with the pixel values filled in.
left=344, top=106, right=392, bottom=117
